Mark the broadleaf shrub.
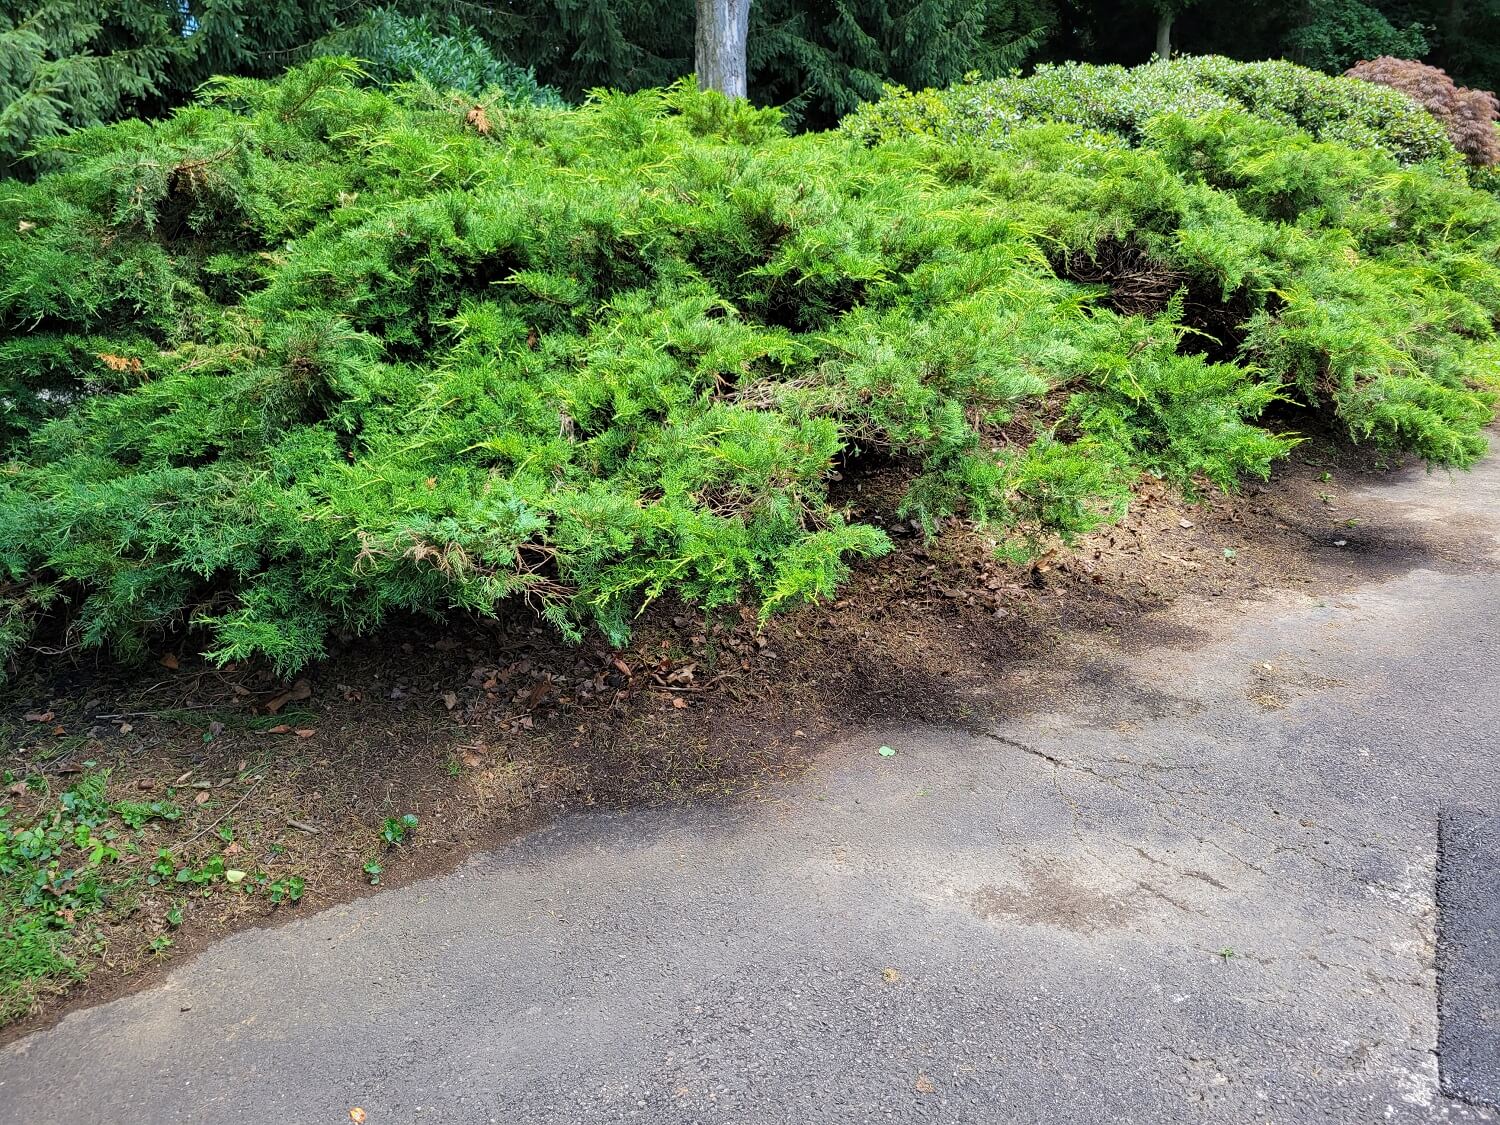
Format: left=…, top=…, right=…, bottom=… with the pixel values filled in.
left=845, top=56, right=1462, bottom=170
left=1345, top=57, right=1500, bottom=168
left=0, top=62, right=1495, bottom=672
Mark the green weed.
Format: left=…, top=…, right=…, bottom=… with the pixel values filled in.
left=0, top=772, right=305, bottom=1025
left=113, top=800, right=184, bottom=831
left=265, top=876, right=305, bottom=905
left=380, top=814, right=419, bottom=847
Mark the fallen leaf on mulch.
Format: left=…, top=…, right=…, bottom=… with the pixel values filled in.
left=159, top=653, right=180, bottom=669
left=442, top=691, right=457, bottom=711
left=194, top=791, right=210, bottom=805
left=263, top=678, right=313, bottom=714
left=23, top=710, right=53, bottom=723
left=294, top=728, right=315, bottom=738
left=266, top=724, right=291, bottom=734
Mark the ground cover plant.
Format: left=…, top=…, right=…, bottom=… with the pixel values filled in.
left=0, top=56, right=1497, bottom=678
left=0, top=419, right=1462, bottom=1033
left=0, top=761, right=308, bottom=1022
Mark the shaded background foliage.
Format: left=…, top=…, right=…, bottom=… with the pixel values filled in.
left=6, top=0, right=1500, bottom=173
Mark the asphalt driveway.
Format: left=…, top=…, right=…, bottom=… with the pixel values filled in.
left=3, top=455, right=1499, bottom=1125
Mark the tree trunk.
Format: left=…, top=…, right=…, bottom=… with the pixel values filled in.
left=1154, top=10, right=1173, bottom=61
left=696, top=0, right=751, bottom=99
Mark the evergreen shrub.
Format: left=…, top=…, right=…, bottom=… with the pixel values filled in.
left=845, top=56, right=1460, bottom=169
left=0, top=61, right=1495, bottom=672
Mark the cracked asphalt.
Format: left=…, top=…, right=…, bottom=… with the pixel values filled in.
left=2, top=454, right=1499, bottom=1125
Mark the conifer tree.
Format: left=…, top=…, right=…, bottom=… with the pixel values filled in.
left=0, top=0, right=175, bottom=175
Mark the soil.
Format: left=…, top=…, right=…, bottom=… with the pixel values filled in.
left=0, top=416, right=1490, bottom=1044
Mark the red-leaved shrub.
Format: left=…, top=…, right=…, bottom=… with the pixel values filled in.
left=1346, top=56, right=1500, bottom=166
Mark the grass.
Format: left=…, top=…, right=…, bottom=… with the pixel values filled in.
left=0, top=912, right=82, bottom=1024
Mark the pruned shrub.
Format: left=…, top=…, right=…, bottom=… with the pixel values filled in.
left=0, top=64, right=1495, bottom=673
left=1345, top=57, right=1500, bottom=168
left=845, top=56, right=1461, bottom=170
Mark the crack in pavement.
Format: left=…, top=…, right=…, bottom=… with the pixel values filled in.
left=5, top=458, right=1500, bottom=1124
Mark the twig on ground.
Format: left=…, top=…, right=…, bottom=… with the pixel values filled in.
left=91, top=704, right=220, bottom=720
left=177, top=779, right=263, bottom=848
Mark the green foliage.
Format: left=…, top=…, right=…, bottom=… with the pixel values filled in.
left=1347, top=56, right=1500, bottom=167
left=0, top=0, right=176, bottom=177
left=477, top=0, right=1051, bottom=128
left=112, top=799, right=183, bottom=830
left=1, top=0, right=1055, bottom=159
left=745, top=0, right=1050, bottom=127
left=5, top=0, right=1498, bottom=178
left=0, top=1, right=564, bottom=178
left=265, top=874, right=304, bottom=904
left=0, top=64, right=1495, bottom=673
left=2, top=771, right=115, bottom=922
left=318, top=8, right=564, bottom=106
left=0, top=0, right=386, bottom=177
left=0, top=766, right=307, bottom=1022
left=0, top=908, right=78, bottom=1021
left=845, top=54, right=1460, bottom=168
left=1283, top=0, right=1428, bottom=73
left=380, top=813, right=419, bottom=847
left=1037, top=2, right=1447, bottom=81
left=0, top=770, right=118, bottom=1020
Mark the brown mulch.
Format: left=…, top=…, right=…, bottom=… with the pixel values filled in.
left=0, top=421, right=1488, bottom=1041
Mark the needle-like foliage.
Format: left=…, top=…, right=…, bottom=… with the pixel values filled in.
left=0, top=59, right=1495, bottom=672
